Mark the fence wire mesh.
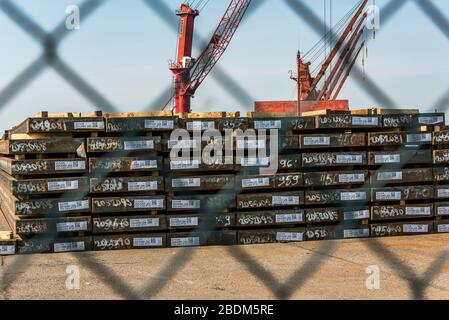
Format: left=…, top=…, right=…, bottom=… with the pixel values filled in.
left=1, top=0, right=449, bottom=300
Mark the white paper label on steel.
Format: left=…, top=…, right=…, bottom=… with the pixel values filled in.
left=378, top=171, right=403, bottom=181
left=343, top=210, right=370, bottom=220
left=438, top=189, right=449, bottom=198
left=376, top=191, right=401, bottom=200
left=344, top=229, right=370, bottom=238
left=254, top=120, right=282, bottom=130
left=171, top=237, right=200, bottom=247
left=237, top=140, right=266, bottom=149
left=168, top=140, right=197, bottom=149
left=54, top=241, right=85, bottom=252
left=374, top=154, right=401, bottom=164
left=341, top=192, right=366, bottom=201
left=128, top=181, right=158, bottom=191
left=170, top=217, right=199, bottom=227
left=187, top=121, right=215, bottom=131
left=56, top=221, right=88, bottom=232
left=272, top=196, right=300, bottom=205
left=129, top=218, right=160, bottom=228
left=437, top=224, right=449, bottom=233
left=336, top=155, right=363, bottom=164
left=172, top=200, right=201, bottom=209
left=48, top=180, right=79, bottom=191
left=74, top=121, right=104, bottom=130
left=130, top=160, right=158, bottom=170
left=438, top=206, right=449, bottom=216
left=172, top=178, right=201, bottom=188
left=403, top=224, right=428, bottom=233
left=406, top=133, right=431, bottom=143
left=276, top=232, right=303, bottom=242
left=0, top=246, right=15, bottom=255
left=133, top=237, right=163, bottom=247
left=170, top=160, right=200, bottom=170
left=242, top=177, right=270, bottom=188
left=303, top=136, right=330, bottom=146
left=240, top=157, right=269, bottom=167
left=275, top=213, right=303, bottom=223
left=352, top=117, right=378, bottom=126
left=134, top=199, right=164, bottom=209
left=58, top=200, right=89, bottom=212
left=54, top=161, right=85, bottom=171
left=419, top=116, right=444, bottom=125
left=144, top=119, right=174, bottom=129
left=406, top=207, right=431, bottom=216
left=124, top=140, right=154, bottom=150
left=338, top=173, right=365, bottom=183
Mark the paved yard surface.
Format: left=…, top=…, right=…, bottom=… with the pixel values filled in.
left=1, top=234, right=449, bottom=300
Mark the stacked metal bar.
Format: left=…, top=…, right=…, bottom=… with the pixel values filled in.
left=299, top=114, right=373, bottom=242
left=0, top=109, right=447, bottom=255
left=164, top=113, right=242, bottom=248
left=0, top=210, right=14, bottom=255
left=0, top=112, right=102, bottom=254
left=367, top=112, right=444, bottom=237
left=234, top=116, right=311, bottom=245
left=429, top=127, right=449, bottom=235
left=89, top=112, right=175, bottom=251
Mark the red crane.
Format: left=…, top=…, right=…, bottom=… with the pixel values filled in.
left=289, top=0, right=369, bottom=113
left=165, top=0, right=252, bottom=113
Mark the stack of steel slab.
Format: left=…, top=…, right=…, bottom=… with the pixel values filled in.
left=367, top=112, right=445, bottom=237
left=234, top=116, right=311, bottom=245
left=432, top=129, right=449, bottom=235
left=0, top=109, right=447, bottom=255
left=89, top=112, right=174, bottom=251
left=0, top=112, right=102, bottom=254
left=164, top=113, right=241, bottom=248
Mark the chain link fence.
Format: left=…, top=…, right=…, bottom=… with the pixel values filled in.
left=1, top=0, right=449, bottom=300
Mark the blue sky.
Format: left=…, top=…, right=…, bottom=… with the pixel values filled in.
left=1, top=0, right=449, bottom=131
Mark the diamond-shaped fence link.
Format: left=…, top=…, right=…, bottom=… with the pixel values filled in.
left=1, top=0, right=449, bottom=300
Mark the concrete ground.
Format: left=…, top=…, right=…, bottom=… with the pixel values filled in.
left=1, top=234, right=449, bottom=300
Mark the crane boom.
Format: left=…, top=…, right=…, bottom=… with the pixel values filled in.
left=326, top=30, right=365, bottom=100
left=307, top=0, right=368, bottom=98
left=189, top=0, right=252, bottom=94
left=167, top=0, right=252, bottom=113
left=316, top=12, right=367, bottom=101
left=332, top=41, right=365, bottom=100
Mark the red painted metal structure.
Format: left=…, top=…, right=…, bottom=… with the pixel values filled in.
left=166, top=1, right=252, bottom=113
left=306, top=0, right=368, bottom=99
left=260, top=0, right=369, bottom=114
left=166, top=0, right=369, bottom=115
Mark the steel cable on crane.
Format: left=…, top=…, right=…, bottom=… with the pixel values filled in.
left=307, top=18, right=348, bottom=64
left=303, top=15, right=353, bottom=67
left=308, top=1, right=366, bottom=78
left=303, top=5, right=354, bottom=60
left=198, top=0, right=211, bottom=12
left=302, top=0, right=363, bottom=61
left=193, top=0, right=204, bottom=10
left=307, top=23, right=349, bottom=75
left=304, top=3, right=359, bottom=61
left=303, top=13, right=349, bottom=61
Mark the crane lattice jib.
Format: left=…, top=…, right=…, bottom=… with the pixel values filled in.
left=184, top=0, right=252, bottom=95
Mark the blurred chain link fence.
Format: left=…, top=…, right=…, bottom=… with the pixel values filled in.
left=1, top=0, right=449, bottom=300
